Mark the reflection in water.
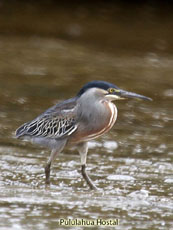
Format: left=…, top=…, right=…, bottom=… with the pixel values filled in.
left=0, top=3, right=173, bottom=229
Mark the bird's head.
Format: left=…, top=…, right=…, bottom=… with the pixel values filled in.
left=77, top=80, right=152, bottom=101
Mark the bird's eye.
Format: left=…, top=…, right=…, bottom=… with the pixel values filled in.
left=108, top=88, right=121, bottom=94
left=108, top=88, right=116, bottom=93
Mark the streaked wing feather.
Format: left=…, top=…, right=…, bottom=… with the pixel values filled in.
left=16, top=98, right=78, bottom=139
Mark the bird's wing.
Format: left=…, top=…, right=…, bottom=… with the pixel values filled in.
left=16, top=98, right=78, bottom=139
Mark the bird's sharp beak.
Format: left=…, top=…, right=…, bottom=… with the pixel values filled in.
left=106, top=89, right=152, bottom=101
left=118, top=89, right=152, bottom=101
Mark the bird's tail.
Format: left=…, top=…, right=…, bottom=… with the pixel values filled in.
left=15, top=123, right=28, bottom=138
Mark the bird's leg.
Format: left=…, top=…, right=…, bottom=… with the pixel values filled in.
left=44, top=141, right=66, bottom=185
left=45, top=149, right=57, bottom=185
left=45, top=162, right=51, bottom=184
left=78, top=142, right=97, bottom=190
left=81, top=164, right=97, bottom=190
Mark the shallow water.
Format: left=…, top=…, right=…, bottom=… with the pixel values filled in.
left=0, top=4, right=173, bottom=229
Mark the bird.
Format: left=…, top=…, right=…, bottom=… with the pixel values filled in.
left=16, top=80, right=152, bottom=190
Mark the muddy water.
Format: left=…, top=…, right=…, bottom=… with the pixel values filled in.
left=0, top=4, right=173, bottom=230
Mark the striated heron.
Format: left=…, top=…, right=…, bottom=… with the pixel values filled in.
left=16, top=80, right=152, bottom=190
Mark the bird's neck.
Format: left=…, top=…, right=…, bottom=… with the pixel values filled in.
left=73, top=99, right=117, bottom=142
left=77, top=98, right=117, bottom=127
